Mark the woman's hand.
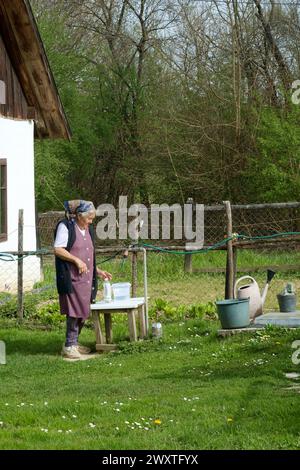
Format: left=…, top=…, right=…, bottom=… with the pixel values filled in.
left=76, top=259, right=88, bottom=275
left=97, top=268, right=112, bottom=281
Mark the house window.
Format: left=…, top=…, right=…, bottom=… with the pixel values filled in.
left=0, top=159, right=7, bottom=242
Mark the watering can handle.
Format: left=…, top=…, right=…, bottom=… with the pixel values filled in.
left=234, top=276, right=256, bottom=298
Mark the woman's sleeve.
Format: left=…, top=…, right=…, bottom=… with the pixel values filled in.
left=54, top=223, right=69, bottom=248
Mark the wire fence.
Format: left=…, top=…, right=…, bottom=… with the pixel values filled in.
left=0, top=202, right=300, bottom=319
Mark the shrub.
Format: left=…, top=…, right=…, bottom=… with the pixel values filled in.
left=149, top=298, right=217, bottom=322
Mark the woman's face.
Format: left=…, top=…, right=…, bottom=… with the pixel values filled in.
left=77, top=212, right=95, bottom=229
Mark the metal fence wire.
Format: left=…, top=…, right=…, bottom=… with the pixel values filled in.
left=37, top=203, right=300, bottom=248
left=0, top=202, right=300, bottom=318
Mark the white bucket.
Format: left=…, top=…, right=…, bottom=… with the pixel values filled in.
left=112, top=282, right=131, bottom=301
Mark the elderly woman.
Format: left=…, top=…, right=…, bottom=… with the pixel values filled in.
left=54, top=200, right=112, bottom=359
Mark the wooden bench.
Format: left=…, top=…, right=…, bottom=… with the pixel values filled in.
left=91, top=297, right=147, bottom=351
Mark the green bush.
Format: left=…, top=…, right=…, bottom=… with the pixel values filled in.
left=149, top=298, right=217, bottom=322
left=33, top=302, right=65, bottom=326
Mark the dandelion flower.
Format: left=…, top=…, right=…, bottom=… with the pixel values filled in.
left=154, top=419, right=161, bottom=425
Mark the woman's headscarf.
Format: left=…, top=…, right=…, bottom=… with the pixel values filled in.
left=64, top=200, right=95, bottom=219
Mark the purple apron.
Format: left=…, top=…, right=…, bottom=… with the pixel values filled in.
left=59, top=224, right=94, bottom=319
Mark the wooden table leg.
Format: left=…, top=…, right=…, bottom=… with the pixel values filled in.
left=127, top=308, right=137, bottom=341
left=104, top=312, right=113, bottom=344
left=92, top=311, right=104, bottom=345
left=138, top=305, right=147, bottom=339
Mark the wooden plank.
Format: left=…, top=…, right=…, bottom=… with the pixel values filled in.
left=92, top=312, right=104, bottom=345
left=138, top=305, right=147, bottom=339
left=205, top=202, right=300, bottom=211
left=95, top=344, right=117, bottom=352
left=127, top=309, right=138, bottom=341
left=104, top=313, right=112, bottom=344
left=0, top=35, right=29, bottom=119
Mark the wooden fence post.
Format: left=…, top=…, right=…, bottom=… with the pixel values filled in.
left=223, top=201, right=234, bottom=299
left=17, top=209, right=24, bottom=320
left=232, top=245, right=238, bottom=291
left=184, top=197, right=194, bottom=273
left=35, top=200, right=44, bottom=281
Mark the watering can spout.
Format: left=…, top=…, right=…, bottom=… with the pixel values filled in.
left=261, top=269, right=276, bottom=306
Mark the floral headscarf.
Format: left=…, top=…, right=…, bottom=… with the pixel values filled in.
left=64, top=200, right=95, bottom=219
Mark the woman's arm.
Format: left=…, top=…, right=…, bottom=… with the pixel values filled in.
left=54, top=247, right=88, bottom=274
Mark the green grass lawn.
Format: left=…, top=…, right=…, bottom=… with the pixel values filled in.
left=1, top=250, right=300, bottom=449
left=1, top=320, right=300, bottom=450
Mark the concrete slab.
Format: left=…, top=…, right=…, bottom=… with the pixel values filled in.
left=254, top=311, right=300, bottom=327
left=217, top=325, right=264, bottom=337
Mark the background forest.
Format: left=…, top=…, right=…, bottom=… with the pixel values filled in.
left=32, top=0, right=300, bottom=211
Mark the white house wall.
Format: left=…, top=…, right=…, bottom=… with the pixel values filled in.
left=0, top=117, right=40, bottom=292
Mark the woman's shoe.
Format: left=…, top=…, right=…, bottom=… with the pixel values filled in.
left=61, top=345, right=81, bottom=359
left=76, top=344, right=92, bottom=354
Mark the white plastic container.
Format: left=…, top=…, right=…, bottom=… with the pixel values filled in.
left=112, top=282, right=131, bottom=301
left=103, top=280, right=112, bottom=303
